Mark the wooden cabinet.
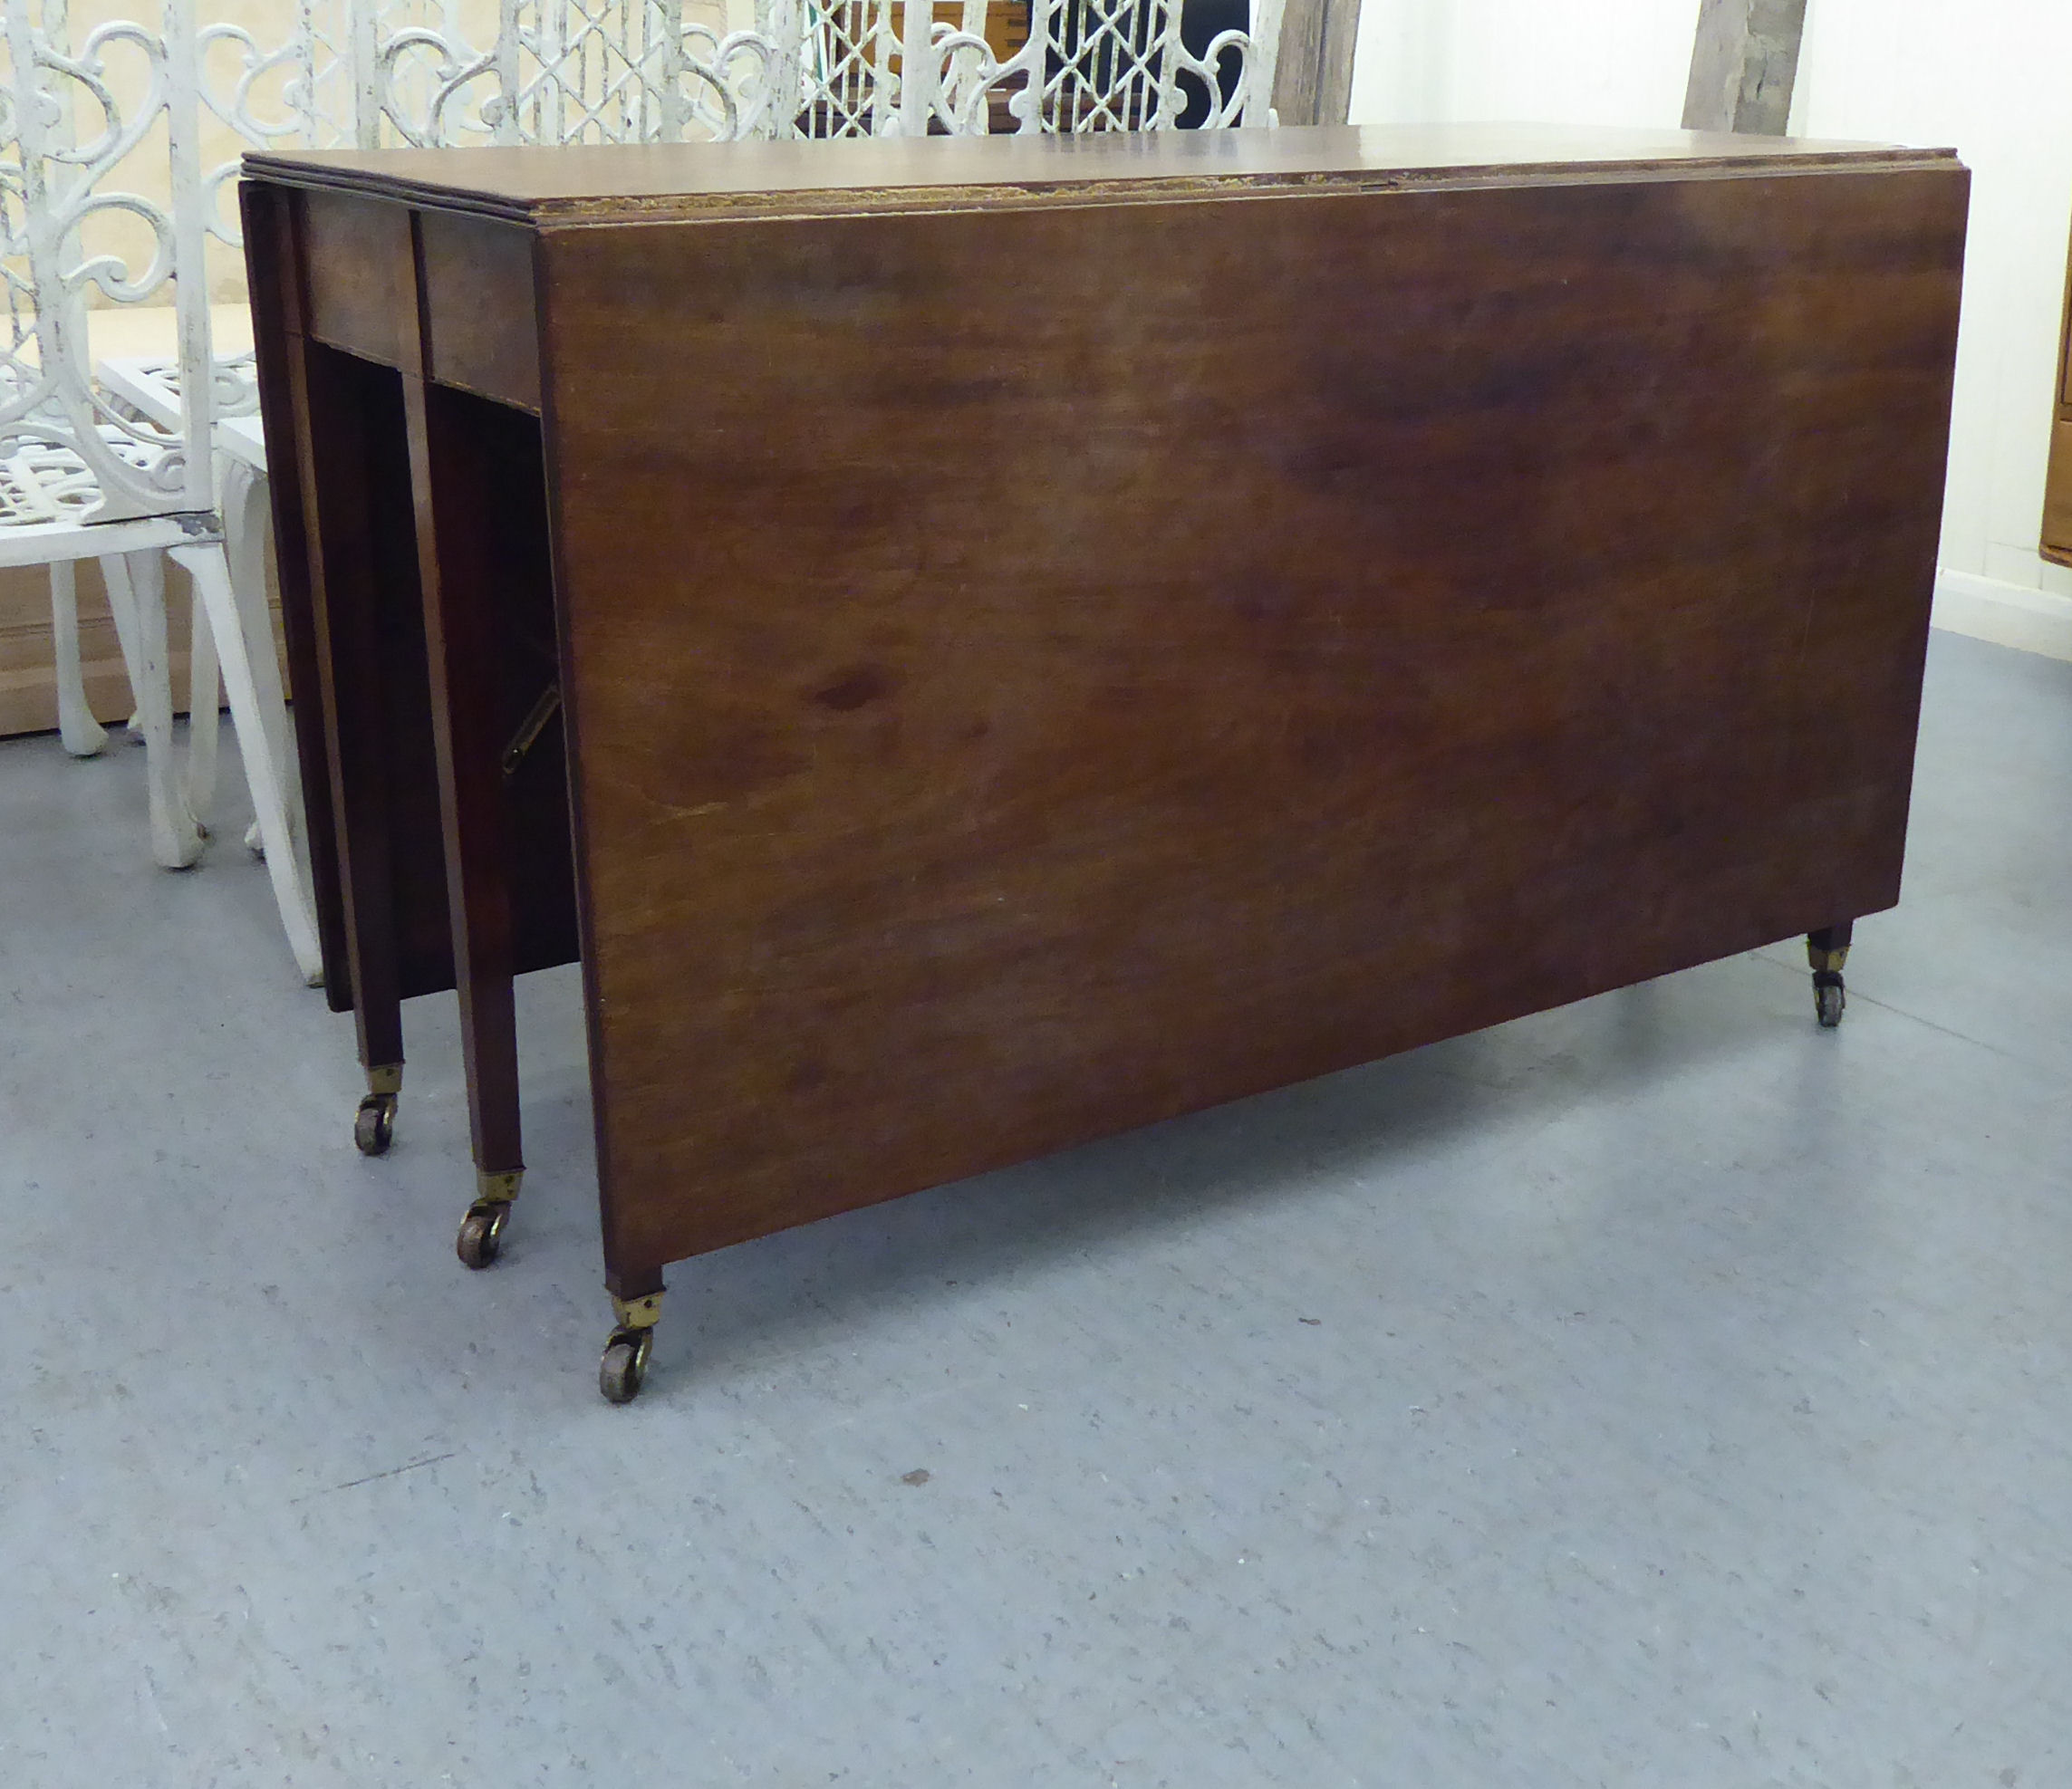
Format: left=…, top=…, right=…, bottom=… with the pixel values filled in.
left=2046, top=218, right=2072, bottom=565
left=2048, top=422, right=2072, bottom=564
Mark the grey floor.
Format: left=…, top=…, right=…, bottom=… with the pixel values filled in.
left=3, top=630, right=2069, bottom=1787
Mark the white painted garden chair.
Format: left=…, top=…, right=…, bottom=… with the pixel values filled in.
left=5, top=0, right=319, bottom=980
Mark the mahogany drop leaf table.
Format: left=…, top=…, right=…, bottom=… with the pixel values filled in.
left=241, top=125, right=1969, bottom=1401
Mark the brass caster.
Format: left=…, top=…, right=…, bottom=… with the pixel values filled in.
left=456, top=1170, right=522, bottom=1270
left=599, top=1327, right=653, bottom=1404
left=600, top=1287, right=663, bottom=1405
left=456, top=1200, right=512, bottom=1269
left=1807, top=925, right=1852, bottom=1032
left=354, top=1065, right=402, bottom=1155
left=353, top=1092, right=397, bottom=1155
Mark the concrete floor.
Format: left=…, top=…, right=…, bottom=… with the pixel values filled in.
left=2, top=629, right=2068, bottom=1786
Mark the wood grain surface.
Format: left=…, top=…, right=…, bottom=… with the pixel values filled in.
left=529, top=159, right=1967, bottom=1276
left=418, top=211, right=542, bottom=412
left=1270, top=0, right=1359, bottom=130
left=1682, top=0, right=1807, bottom=137
left=2046, top=420, right=2072, bottom=565
left=299, top=188, right=418, bottom=366
left=2045, top=216, right=2072, bottom=566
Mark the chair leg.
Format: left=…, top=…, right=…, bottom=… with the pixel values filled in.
left=50, top=561, right=108, bottom=757
left=102, top=550, right=204, bottom=870
left=182, top=564, right=221, bottom=833
left=99, top=555, right=150, bottom=749
left=172, top=539, right=323, bottom=985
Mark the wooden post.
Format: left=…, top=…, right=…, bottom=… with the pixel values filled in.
left=1272, top=0, right=1361, bottom=127
left=1683, top=0, right=1807, bottom=136
left=2042, top=218, right=2072, bottom=566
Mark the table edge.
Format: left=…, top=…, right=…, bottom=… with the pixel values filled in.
left=241, top=143, right=1966, bottom=228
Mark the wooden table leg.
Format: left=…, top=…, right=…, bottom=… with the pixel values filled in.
left=401, top=375, right=526, bottom=1269
left=286, top=337, right=409, bottom=1154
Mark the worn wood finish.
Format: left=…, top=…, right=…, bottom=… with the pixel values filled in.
left=245, top=126, right=1952, bottom=225
left=1683, top=0, right=1807, bottom=136
left=1269, top=0, right=1359, bottom=130
left=246, top=125, right=1967, bottom=1317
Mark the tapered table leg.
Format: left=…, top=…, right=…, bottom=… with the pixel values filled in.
left=287, top=339, right=410, bottom=1149
left=402, top=374, right=525, bottom=1267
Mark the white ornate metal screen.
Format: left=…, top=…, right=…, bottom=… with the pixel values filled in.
left=940, top=0, right=1272, bottom=132
left=1, top=0, right=218, bottom=528
left=187, top=0, right=1280, bottom=156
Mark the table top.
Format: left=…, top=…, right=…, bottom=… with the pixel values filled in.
left=243, top=122, right=1960, bottom=226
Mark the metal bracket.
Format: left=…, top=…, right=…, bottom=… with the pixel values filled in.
left=474, top=1169, right=523, bottom=1205
left=501, top=684, right=562, bottom=776
left=611, top=1290, right=665, bottom=1332
left=365, top=1062, right=403, bottom=1098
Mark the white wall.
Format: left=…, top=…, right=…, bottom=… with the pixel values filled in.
left=1350, top=1, right=1692, bottom=131
left=1347, top=0, right=2072, bottom=655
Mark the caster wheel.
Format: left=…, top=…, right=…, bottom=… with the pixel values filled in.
left=600, top=1328, right=652, bottom=1405
left=1815, top=977, right=1846, bottom=1028
left=354, top=1092, right=396, bottom=1155
left=456, top=1200, right=510, bottom=1270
